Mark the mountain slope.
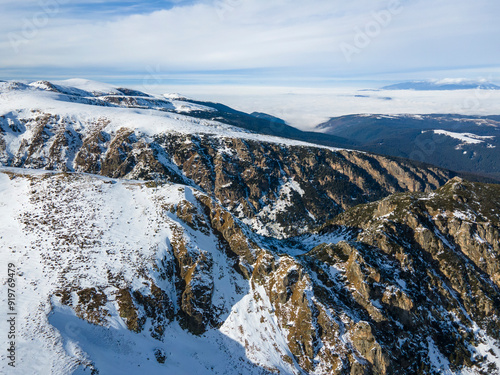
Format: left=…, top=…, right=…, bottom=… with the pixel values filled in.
left=1, top=80, right=500, bottom=375
left=0, top=169, right=293, bottom=374
left=0, top=81, right=457, bottom=238
left=1, top=172, right=499, bottom=375
left=317, top=114, right=500, bottom=181
left=306, top=177, right=500, bottom=374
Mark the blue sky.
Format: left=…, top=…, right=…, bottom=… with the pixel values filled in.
left=1, top=0, right=191, bottom=16
left=49, top=1, right=179, bottom=16
left=1, top=0, right=499, bottom=87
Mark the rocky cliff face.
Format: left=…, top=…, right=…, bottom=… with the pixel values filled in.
left=3, top=172, right=499, bottom=375
left=1, top=81, right=499, bottom=375
left=306, top=177, right=500, bottom=374
left=1, top=109, right=453, bottom=238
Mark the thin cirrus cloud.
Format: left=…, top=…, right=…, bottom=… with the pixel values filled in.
left=0, top=0, right=499, bottom=84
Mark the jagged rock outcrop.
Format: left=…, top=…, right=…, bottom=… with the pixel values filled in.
left=2, top=81, right=500, bottom=375
left=3, top=153, right=500, bottom=375
left=307, top=177, right=500, bottom=374
left=1, top=109, right=454, bottom=237
left=157, top=134, right=452, bottom=237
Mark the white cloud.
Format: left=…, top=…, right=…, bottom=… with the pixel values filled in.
left=0, top=0, right=499, bottom=81
left=138, top=83, right=500, bottom=130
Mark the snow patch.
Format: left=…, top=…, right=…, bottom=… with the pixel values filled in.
left=220, top=284, right=301, bottom=374
left=427, top=337, right=453, bottom=374
left=433, top=130, right=495, bottom=146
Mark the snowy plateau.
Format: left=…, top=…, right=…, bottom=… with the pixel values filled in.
left=0, top=80, right=500, bottom=375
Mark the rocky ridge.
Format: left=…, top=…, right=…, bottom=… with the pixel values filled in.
left=2, top=171, right=499, bottom=375
left=1, top=80, right=499, bottom=375
left=0, top=89, right=455, bottom=237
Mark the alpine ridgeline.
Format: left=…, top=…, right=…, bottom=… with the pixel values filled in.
left=0, top=80, right=499, bottom=375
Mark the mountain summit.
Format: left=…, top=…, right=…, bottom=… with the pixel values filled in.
left=381, top=79, right=500, bottom=91
left=1, top=80, right=500, bottom=375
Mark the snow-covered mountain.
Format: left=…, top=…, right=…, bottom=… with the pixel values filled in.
left=381, top=79, right=500, bottom=91
left=317, top=114, right=500, bottom=181
left=1, top=80, right=500, bottom=375
left=0, top=79, right=454, bottom=237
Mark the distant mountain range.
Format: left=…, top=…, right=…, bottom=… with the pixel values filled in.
left=381, top=80, right=500, bottom=91
left=317, top=114, right=500, bottom=181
